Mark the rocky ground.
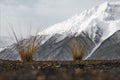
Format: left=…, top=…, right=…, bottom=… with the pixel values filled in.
left=0, top=60, right=120, bottom=80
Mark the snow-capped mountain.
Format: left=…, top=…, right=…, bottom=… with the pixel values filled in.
left=39, top=2, right=120, bottom=42
left=1, top=1, right=120, bottom=60
left=38, top=1, right=120, bottom=60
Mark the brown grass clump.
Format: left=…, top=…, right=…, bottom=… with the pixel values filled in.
left=17, top=36, right=39, bottom=62
left=68, top=38, right=85, bottom=61
left=11, top=27, right=39, bottom=62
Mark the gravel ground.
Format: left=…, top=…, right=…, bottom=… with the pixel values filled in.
left=0, top=60, right=120, bottom=80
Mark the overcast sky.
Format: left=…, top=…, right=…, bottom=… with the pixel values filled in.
left=0, top=0, right=118, bottom=37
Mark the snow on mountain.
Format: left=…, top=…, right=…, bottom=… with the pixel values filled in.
left=38, top=1, right=120, bottom=59
left=39, top=2, right=120, bottom=38
left=0, top=48, right=5, bottom=52
left=1, top=1, right=120, bottom=60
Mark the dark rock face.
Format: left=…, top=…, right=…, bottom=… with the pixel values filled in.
left=88, top=30, right=120, bottom=60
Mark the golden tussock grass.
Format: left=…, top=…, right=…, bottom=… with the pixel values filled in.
left=17, top=36, right=39, bottom=62
left=68, top=38, right=85, bottom=61
left=10, top=26, right=39, bottom=62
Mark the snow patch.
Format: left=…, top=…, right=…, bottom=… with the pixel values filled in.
left=0, top=48, right=5, bottom=52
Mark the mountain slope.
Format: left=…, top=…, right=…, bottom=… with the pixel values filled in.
left=1, top=2, right=120, bottom=60
left=38, top=1, right=120, bottom=60
left=88, top=30, right=120, bottom=60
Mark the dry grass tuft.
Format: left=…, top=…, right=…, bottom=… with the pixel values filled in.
left=17, top=36, right=39, bottom=62
left=68, top=38, right=85, bottom=61
left=10, top=26, right=40, bottom=62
